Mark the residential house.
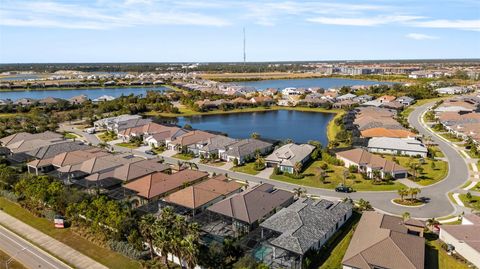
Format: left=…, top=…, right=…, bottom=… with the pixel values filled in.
left=336, top=93, right=357, bottom=101
left=221, top=139, right=273, bottom=164
left=436, top=86, right=468, bottom=95
left=144, top=127, right=189, bottom=148
left=124, top=169, right=209, bottom=203
left=367, top=137, right=428, bottom=157
left=381, top=101, right=404, bottom=110
left=396, top=96, right=415, bottom=106
left=68, top=95, right=88, bottom=105
left=259, top=199, right=353, bottom=268
left=207, top=183, right=294, bottom=234
left=265, top=143, right=315, bottom=174
left=93, top=114, right=142, bottom=131
left=360, top=128, right=417, bottom=139
left=92, top=95, right=115, bottom=102
left=251, top=96, right=274, bottom=105
left=336, top=148, right=408, bottom=179
left=197, top=135, right=237, bottom=158
left=342, top=211, right=425, bottom=269
left=39, top=97, right=63, bottom=106
left=163, top=174, right=243, bottom=215
left=0, top=99, right=12, bottom=106
left=353, top=95, right=373, bottom=103
left=13, top=98, right=37, bottom=106
left=377, top=95, right=396, bottom=103
left=167, top=130, right=217, bottom=153
left=439, top=214, right=480, bottom=267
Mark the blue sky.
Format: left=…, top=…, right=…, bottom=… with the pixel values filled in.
left=0, top=0, right=479, bottom=63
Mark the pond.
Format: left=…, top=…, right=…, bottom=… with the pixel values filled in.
left=0, top=87, right=167, bottom=101
left=234, top=77, right=392, bottom=90
left=157, top=110, right=334, bottom=145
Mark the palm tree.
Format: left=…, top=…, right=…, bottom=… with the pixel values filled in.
left=293, top=187, right=306, bottom=198
left=357, top=199, right=373, bottom=211
left=182, top=223, right=200, bottom=269
left=371, top=169, right=382, bottom=183
left=402, top=212, right=411, bottom=221
left=293, top=162, right=303, bottom=175
left=139, top=214, right=156, bottom=260
left=409, top=187, right=421, bottom=200
left=426, top=218, right=439, bottom=228
left=397, top=188, right=409, bottom=202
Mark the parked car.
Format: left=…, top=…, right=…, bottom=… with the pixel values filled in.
left=145, top=150, right=156, bottom=155
left=335, top=186, right=354, bottom=193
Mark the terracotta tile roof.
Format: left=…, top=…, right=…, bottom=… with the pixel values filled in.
left=124, top=169, right=208, bottom=199
left=342, top=211, right=425, bottom=269
left=361, top=128, right=417, bottom=138
left=51, top=148, right=109, bottom=168
left=85, top=159, right=170, bottom=182
left=170, top=130, right=217, bottom=146
left=336, top=148, right=407, bottom=173
left=163, top=175, right=242, bottom=209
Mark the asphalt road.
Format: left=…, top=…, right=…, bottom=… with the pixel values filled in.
left=0, top=225, right=71, bottom=269
left=62, top=103, right=469, bottom=218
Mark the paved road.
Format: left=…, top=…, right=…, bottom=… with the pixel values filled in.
left=65, top=104, right=469, bottom=218
left=0, top=225, right=71, bottom=269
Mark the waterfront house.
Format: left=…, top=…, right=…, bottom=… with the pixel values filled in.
left=68, top=95, right=88, bottom=105
left=336, top=93, right=357, bottom=101
left=360, top=127, right=416, bottom=139
left=207, top=183, right=294, bottom=235
left=39, top=97, right=63, bottom=106
left=367, top=137, right=428, bottom=157
left=353, top=94, right=373, bottom=103
left=439, top=214, right=480, bottom=267
left=0, top=99, right=12, bottom=106
left=144, top=127, right=189, bottom=148
left=167, top=130, right=217, bottom=153
left=221, top=139, right=273, bottom=164
left=93, top=114, right=142, bottom=131
left=250, top=96, right=274, bottom=105
left=163, top=174, right=243, bottom=216
left=342, top=211, right=425, bottom=269
left=265, top=143, right=315, bottom=173
left=197, top=135, right=238, bottom=158
left=259, top=199, right=353, bottom=268
left=336, top=148, right=408, bottom=179
left=13, top=98, right=37, bottom=106
left=92, top=95, right=115, bottom=102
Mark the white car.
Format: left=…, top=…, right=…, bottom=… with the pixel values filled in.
left=85, top=127, right=96, bottom=134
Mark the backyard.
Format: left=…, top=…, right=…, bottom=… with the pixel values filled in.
left=425, top=233, right=470, bottom=269
left=270, top=160, right=406, bottom=191
left=0, top=198, right=141, bottom=269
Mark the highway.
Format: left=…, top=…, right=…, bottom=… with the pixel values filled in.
left=0, top=225, right=71, bottom=269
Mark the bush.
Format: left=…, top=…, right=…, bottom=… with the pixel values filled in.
left=108, top=240, right=148, bottom=260
left=284, top=172, right=304, bottom=179
left=0, top=189, right=18, bottom=202
left=273, top=167, right=281, bottom=175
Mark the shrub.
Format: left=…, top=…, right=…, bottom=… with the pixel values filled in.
left=284, top=172, right=304, bottom=179
left=273, top=167, right=281, bottom=175
left=108, top=240, right=148, bottom=260
left=0, top=190, right=18, bottom=202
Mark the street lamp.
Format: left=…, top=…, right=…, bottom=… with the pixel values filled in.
left=5, top=247, right=26, bottom=269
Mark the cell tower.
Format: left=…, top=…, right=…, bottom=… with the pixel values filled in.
left=243, top=27, right=246, bottom=65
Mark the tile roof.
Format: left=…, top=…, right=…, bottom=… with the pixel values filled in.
left=336, top=148, right=407, bottom=173
left=79, top=153, right=143, bottom=174
left=85, top=159, right=170, bottom=182
left=360, top=128, right=417, bottom=138
left=367, top=137, right=428, bottom=154
left=124, top=169, right=208, bottom=199
left=52, top=148, right=109, bottom=168
left=265, top=143, right=315, bottom=167
left=260, top=198, right=352, bottom=255
left=163, top=175, right=243, bottom=209
left=0, top=131, right=62, bottom=147
left=170, top=130, right=217, bottom=146
left=207, top=183, right=294, bottom=224
left=342, top=211, right=425, bottom=269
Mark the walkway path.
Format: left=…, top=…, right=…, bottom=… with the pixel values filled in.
left=0, top=211, right=108, bottom=269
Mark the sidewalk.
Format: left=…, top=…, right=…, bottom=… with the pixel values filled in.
left=0, top=211, right=108, bottom=269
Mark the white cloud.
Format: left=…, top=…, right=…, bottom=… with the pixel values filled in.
left=307, top=15, right=422, bottom=26
left=406, top=33, right=438, bottom=40
left=412, top=19, right=480, bottom=32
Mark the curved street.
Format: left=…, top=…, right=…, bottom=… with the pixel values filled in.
left=62, top=102, right=469, bottom=218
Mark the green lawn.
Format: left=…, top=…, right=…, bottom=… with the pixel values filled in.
left=63, top=132, right=79, bottom=139
left=383, top=155, right=448, bottom=186
left=430, top=146, right=445, bottom=158
left=438, top=133, right=463, bottom=142
left=231, top=162, right=261, bottom=175
left=316, top=212, right=361, bottom=269
left=0, top=198, right=141, bottom=269
left=115, top=142, right=139, bottom=149
left=270, top=161, right=406, bottom=191
left=0, top=248, right=26, bottom=269
left=459, top=194, right=480, bottom=210
left=326, top=110, right=348, bottom=148
left=425, top=233, right=470, bottom=269
left=97, top=132, right=117, bottom=142
left=472, top=182, right=480, bottom=192
left=173, top=153, right=194, bottom=160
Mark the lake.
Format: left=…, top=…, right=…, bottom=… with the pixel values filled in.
left=0, top=87, right=167, bottom=101
left=158, top=110, right=334, bottom=145
left=235, top=77, right=392, bottom=90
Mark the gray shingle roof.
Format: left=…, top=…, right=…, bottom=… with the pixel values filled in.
left=225, top=139, right=272, bottom=158
left=260, top=198, right=353, bottom=255
left=265, top=143, right=315, bottom=167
